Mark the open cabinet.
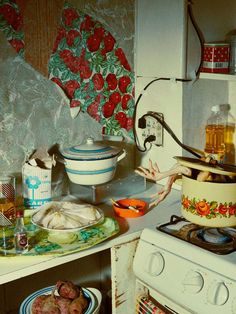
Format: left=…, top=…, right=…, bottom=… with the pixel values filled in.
left=135, top=0, right=236, bottom=171
left=183, top=0, right=236, bottom=163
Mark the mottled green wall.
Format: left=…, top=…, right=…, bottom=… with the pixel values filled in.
left=0, top=1, right=135, bottom=196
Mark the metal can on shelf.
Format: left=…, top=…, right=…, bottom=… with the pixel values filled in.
left=201, top=43, right=230, bottom=74
left=229, top=34, right=236, bottom=74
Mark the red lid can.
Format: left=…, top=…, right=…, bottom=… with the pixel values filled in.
left=201, top=43, right=230, bottom=74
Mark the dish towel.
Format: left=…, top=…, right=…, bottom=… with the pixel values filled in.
left=48, top=2, right=135, bottom=140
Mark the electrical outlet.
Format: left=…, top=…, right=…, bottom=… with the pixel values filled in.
left=140, top=113, right=164, bottom=146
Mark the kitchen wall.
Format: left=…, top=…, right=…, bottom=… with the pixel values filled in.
left=0, top=0, right=135, bottom=197
left=134, top=0, right=236, bottom=182
left=134, top=0, right=189, bottom=189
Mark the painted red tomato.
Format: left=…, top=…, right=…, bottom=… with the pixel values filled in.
left=121, top=94, right=132, bottom=110
left=115, top=112, right=127, bottom=128
left=92, top=73, right=104, bottom=90
left=94, top=27, right=105, bottom=39
left=126, top=117, right=134, bottom=131
left=80, top=14, right=95, bottom=32
left=106, top=73, right=118, bottom=90
left=63, top=8, right=79, bottom=27
left=103, top=33, right=116, bottom=53
left=9, top=39, right=24, bottom=53
left=115, top=48, right=131, bottom=71
left=64, top=80, right=80, bottom=98
left=51, top=77, right=64, bottom=89
left=87, top=34, right=101, bottom=52
left=102, top=101, right=116, bottom=118
left=118, top=76, right=131, bottom=93
left=70, top=100, right=81, bottom=108
left=66, top=30, right=81, bottom=47
left=109, top=92, right=121, bottom=105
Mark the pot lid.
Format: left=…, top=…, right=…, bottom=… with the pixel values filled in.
left=174, top=156, right=236, bottom=177
left=61, top=137, right=121, bottom=161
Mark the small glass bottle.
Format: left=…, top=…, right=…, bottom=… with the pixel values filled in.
left=14, top=210, right=28, bottom=254
left=204, top=105, right=226, bottom=162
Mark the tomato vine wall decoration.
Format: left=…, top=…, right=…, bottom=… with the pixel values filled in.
left=48, top=2, right=135, bottom=139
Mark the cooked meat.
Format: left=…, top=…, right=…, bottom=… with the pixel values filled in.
left=32, top=295, right=60, bottom=314
left=69, top=296, right=88, bottom=314
left=55, top=296, right=72, bottom=314
left=32, top=295, right=48, bottom=314
left=56, top=280, right=81, bottom=299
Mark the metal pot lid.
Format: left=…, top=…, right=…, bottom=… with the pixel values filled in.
left=174, top=156, right=236, bottom=177
left=61, top=137, right=121, bottom=161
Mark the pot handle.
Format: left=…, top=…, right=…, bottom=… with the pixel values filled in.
left=55, top=155, right=66, bottom=165
left=117, top=149, right=127, bottom=162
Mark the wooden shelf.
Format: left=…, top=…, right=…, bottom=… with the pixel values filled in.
left=200, top=73, right=236, bottom=81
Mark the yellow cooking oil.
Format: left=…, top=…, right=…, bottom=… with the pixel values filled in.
left=205, top=124, right=226, bottom=155
left=224, top=123, right=235, bottom=164
left=204, top=105, right=226, bottom=162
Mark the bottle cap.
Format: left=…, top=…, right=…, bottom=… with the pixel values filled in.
left=16, top=210, right=24, bottom=218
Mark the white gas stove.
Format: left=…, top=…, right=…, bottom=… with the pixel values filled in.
left=133, top=216, right=236, bottom=314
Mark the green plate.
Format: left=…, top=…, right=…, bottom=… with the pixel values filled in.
left=0, top=217, right=119, bottom=256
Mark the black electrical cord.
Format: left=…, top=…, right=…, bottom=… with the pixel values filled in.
left=187, top=0, right=205, bottom=77
left=133, top=78, right=191, bottom=153
left=142, top=111, right=202, bottom=158
left=133, top=78, right=170, bottom=152
left=133, top=0, right=203, bottom=155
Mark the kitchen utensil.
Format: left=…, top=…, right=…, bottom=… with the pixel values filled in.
left=112, top=198, right=148, bottom=218
left=60, top=137, right=126, bottom=185
left=175, top=156, right=236, bottom=227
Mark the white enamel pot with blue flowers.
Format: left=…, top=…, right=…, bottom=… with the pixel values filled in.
left=60, top=137, right=126, bottom=186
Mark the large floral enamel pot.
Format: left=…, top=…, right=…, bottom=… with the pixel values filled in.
left=61, top=137, right=126, bottom=186
left=175, top=156, right=236, bottom=227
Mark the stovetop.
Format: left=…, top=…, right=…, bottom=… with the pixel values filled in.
left=157, top=215, right=236, bottom=255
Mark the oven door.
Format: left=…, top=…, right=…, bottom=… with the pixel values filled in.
left=135, top=279, right=196, bottom=314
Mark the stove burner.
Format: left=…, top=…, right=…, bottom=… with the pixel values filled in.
left=157, top=215, right=236, bottom=255
left=198, top=228, right=232, bottom=244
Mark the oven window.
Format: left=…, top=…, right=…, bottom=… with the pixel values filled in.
left=136, top=294, right=174, bottom=314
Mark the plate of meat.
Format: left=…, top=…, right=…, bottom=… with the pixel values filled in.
left=19, top=281, right=96, bottom=314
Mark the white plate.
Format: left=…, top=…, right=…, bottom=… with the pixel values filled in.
left=31, top=202, right=104, bottom=232
left=19, top=286, right=95, bottom=314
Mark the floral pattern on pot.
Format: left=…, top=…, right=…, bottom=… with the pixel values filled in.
left=182, top=195, right=236, bottom=219
left=0, top=0, right=24, bottom=57
left=48, top=2, right=135, bottom=139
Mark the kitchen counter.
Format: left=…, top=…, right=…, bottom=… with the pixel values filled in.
left=0, top=182, right=181, bottom=285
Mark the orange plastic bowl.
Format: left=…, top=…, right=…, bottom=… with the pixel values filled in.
left=113, top=198, right=148, bottom=218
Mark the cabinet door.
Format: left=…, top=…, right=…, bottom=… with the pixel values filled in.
left=111, top=239, right=139, bottom=314
left=135, top=0, right=187, bottom=78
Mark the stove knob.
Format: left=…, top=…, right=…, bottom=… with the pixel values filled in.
left=146, top=252, right=165, bottom=276
left=207, top=281, right=229, bottom=306
left=182, top=271, right=204, bottom=294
